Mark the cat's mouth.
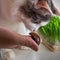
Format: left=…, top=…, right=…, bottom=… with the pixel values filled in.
left=29, top=20, right=49, bottom=31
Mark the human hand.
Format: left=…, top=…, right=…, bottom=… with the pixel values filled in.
left=14, top=34, right=40, bottom=51
left=0, top=26, right=41, bottom=51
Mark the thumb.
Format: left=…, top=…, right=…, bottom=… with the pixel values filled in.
left=16, top=35, right=39, bottom=51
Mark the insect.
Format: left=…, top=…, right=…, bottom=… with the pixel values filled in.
left=29, top=32, right=40, bottom=45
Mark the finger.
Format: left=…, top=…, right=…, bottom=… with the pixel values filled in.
left=19, top=36, right=39, bottom=51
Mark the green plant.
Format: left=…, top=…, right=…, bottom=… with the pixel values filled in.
left=38, top=16, right=60, bottom=45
